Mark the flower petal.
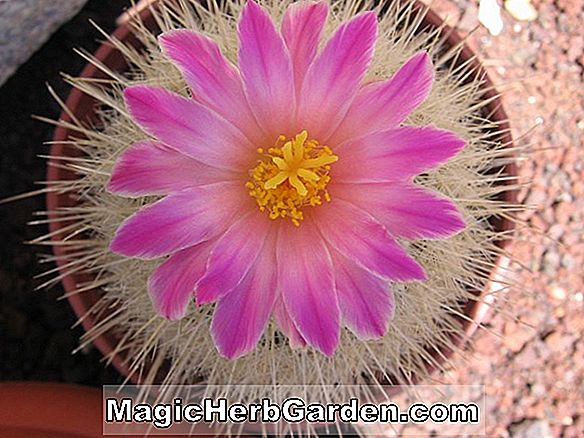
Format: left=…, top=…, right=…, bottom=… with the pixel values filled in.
left=334, top=182, right=466, bottom=239
left=315, top=199, right=426, bottom=281
left=273, top=296, right=307, bottom=348
left=148, top=242, right=212, bottom=320
left=278, top=222, right=340, bottom=356
left=281, top=1, right=328, bottom=91
left=196, top=212, right=268, bottom=305
left=158, top=30, right=263, bottom=144
left=110, top=182, right=247, bottom=259
left=108, top=141, right=233, bottom=197
left=330, top=51, right=433, bottom=144
left=211, top=232, right=277, bottom=359
left=238, top=0, right=295, bottom=139
left=297, top=11, right=377, bottom=140
left=333, top=126, right=466, bottom=182
left=124, top=85, right=252, bottom=171
left=332, top=251, right=394, bottom=339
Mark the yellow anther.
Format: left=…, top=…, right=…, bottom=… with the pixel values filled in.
left=246, top=130, right=338, bottom=226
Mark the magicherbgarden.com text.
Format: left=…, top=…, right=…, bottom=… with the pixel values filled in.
left=105, top=397, right=480, bottom=429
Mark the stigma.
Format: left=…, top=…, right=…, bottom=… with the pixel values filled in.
left=246, top=131, right=338, bottom=226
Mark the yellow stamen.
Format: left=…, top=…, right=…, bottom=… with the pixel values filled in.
left=246, top=130, right=338, bottom=226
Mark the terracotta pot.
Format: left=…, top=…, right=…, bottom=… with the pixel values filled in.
left=48, top=3, right=516, bottom=386
left=0, top=382, right=224, bottom=437
left=0, top=382, right=107, bottom=438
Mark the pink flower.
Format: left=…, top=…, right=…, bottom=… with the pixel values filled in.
left=108, top=0, right=465, bottom=359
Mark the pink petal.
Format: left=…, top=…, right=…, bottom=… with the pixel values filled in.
left=124, top=85, right=253, bottom=171
left=238, top=0, right=295, bottom=139
left=273, top=296, right=307, bottom=348
left=108, top=141, right=233, bottom=197
left=334, top=182, right=465, bottom=239
left=211, top=233, right=277, bottom=359
left=334, top=126, right=466, bottom=183
left=281, top=1, right=328, bottom=91
left=148, top=242, right=212, bottom=320
left=196, top=213, right=268, bottom=305
left=330, top=52, right=433, bottom=144
left=297, top=12, right=377, bottom=140
left=158, top=30, right=263, bottom=144
left=110, top=182, right=247, bottom=259
left=277, top=222, right=340, bottom=356
left=315, top=199, right=426, bottom=281
left=332, top=251, right=394, bottom=339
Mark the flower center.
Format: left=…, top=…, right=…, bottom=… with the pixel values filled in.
left=246, top=130, right=338, bottom=226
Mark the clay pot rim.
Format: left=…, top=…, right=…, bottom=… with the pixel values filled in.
left=47, top=3, right=516, bottom=385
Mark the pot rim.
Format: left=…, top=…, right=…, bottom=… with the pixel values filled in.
left=47, top=2, right=516, bottom=386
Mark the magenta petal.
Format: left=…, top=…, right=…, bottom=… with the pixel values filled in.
left=273, top=296, right=307, bottom=348
left=315, top=199, right=426, bottom=281
left=158, top=30, right=262, bottom=144
left=334, top=126, right=466, bottom=182
left=335, top=182, right=465, bottom=239
left=196, top=213, right=268, bottom=305
left=281, top=1, right=328, bottom=91
left=123, top=85, right=252, bottom=171
left=148, top=242, right=212, bottom=320
left=108, top=141, right=232, bottom=197
left=238, top=0, right=295, bottom=139
left=297, top=11, right=377, bottom=140
left=110, top=182, right=245, bottom=259
left=332, top=251, right=394, bottom=339
left=331, top=51, right=433, bottom=143
left=278, top=223, right=340, bottom=356
left=211, top=234, right=277, bottom=359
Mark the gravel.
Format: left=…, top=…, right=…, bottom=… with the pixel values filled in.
left=417, top=0, right=584, bottom=436
left=510, top=419, right=554, bottom=438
